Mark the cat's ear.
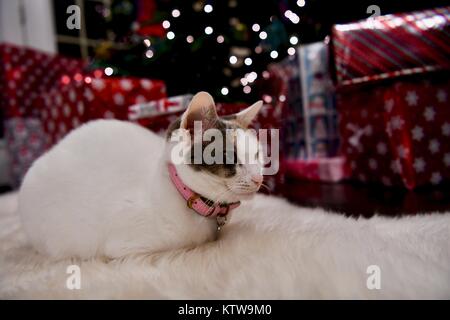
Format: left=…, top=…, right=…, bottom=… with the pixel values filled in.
left=180, top=91, right=218, bottom=131
left=233, top=100, right=263, bottom=128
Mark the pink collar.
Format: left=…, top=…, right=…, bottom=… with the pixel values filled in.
left=168, top=164, right=240, bottom=222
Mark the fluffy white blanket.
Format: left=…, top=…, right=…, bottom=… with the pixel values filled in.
left=0, top=192, right=449, bottom=299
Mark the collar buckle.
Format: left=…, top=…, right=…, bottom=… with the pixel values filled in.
left=187, top=194, right=200, bottom=209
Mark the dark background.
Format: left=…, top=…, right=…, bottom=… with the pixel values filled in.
left=51, top=0, right=450, bottom=103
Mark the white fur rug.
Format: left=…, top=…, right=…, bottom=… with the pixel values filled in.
left=0, top=191, right=449, bottom=299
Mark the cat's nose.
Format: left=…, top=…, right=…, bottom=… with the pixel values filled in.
left=251, top=174, right=263, bottom=185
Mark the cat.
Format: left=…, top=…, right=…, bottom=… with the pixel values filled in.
left=13, top=92, right=449, bottom=299
left=18, top=92, right=265, bottom=259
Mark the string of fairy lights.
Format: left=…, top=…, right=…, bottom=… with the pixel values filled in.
left=104, top=0, right=308, bottom=99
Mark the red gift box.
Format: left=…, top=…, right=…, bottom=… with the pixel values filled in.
left=339, top=76, right=450, bottom=188
left=333, top=7, right=450, bottom=86
left=333, top=8, right=450, bottom=189
left=39, top=75, right=166, bottom=146
left=0, top=43, right=86, bottom=118
left=0, top=43, right=166, bottom=186
left=384, top=79, right=450, bottom=187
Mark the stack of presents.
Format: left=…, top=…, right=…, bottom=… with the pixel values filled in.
left=0, top=43, right=284, bottom=190
left=1, top=6, right=449, bottom=194
left=270, top=6, right=450, bottom=190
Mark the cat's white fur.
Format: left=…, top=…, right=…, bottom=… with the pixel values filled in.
left=18, top=92, right=263, bottom=259
left=0, top=191, right=449, bottom=299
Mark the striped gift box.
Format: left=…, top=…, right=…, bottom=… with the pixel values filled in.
left=332, top=7, right=450, bottom=86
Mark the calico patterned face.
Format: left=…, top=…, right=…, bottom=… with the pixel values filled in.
left=167, top=92, right=264, bottom=203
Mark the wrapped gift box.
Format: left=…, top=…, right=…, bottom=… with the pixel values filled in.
left=0, top=43, right=86, bottom=118
left=0, top=43, right=86, bottom=187
left=39, top=75, right=166, bottom=146
left=339, top=75, right=450, bottom=188
left=333, top=7, right=450, bottom=189
left=0, top=43, right=166, bottom=187
left=269, top=41, right=339, bottom=160
left=333, top=7, right=450, bottom=86
left=128, top=95, right=193, bottom=134
left=267, top=41, right=342, bottom=183
left=3, top=118, right=48, bottom=187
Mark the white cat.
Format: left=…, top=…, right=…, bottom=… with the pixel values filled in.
left=18, top=92, right=264, bottom=259
left=13, top=92, right=450, bottom=299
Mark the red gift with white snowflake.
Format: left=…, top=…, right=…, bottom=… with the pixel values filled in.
left=0, top=43, right=166, bottom=186
left=0, top=43, right=86, bottom=118
left=333, top=7, right=450, bottom=188
left=39, top=74, right=166, bottom=146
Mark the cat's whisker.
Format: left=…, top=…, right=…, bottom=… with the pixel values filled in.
left=211, top=187, right=235, bottom=207
left=213, top=189, right=232, bottom=205
left=259, top=183, right=271, bottom=193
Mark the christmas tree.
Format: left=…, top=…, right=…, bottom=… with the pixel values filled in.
left=88, top=0, right=320, bottom=102
left=82, top=0, right=448, bottom=102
